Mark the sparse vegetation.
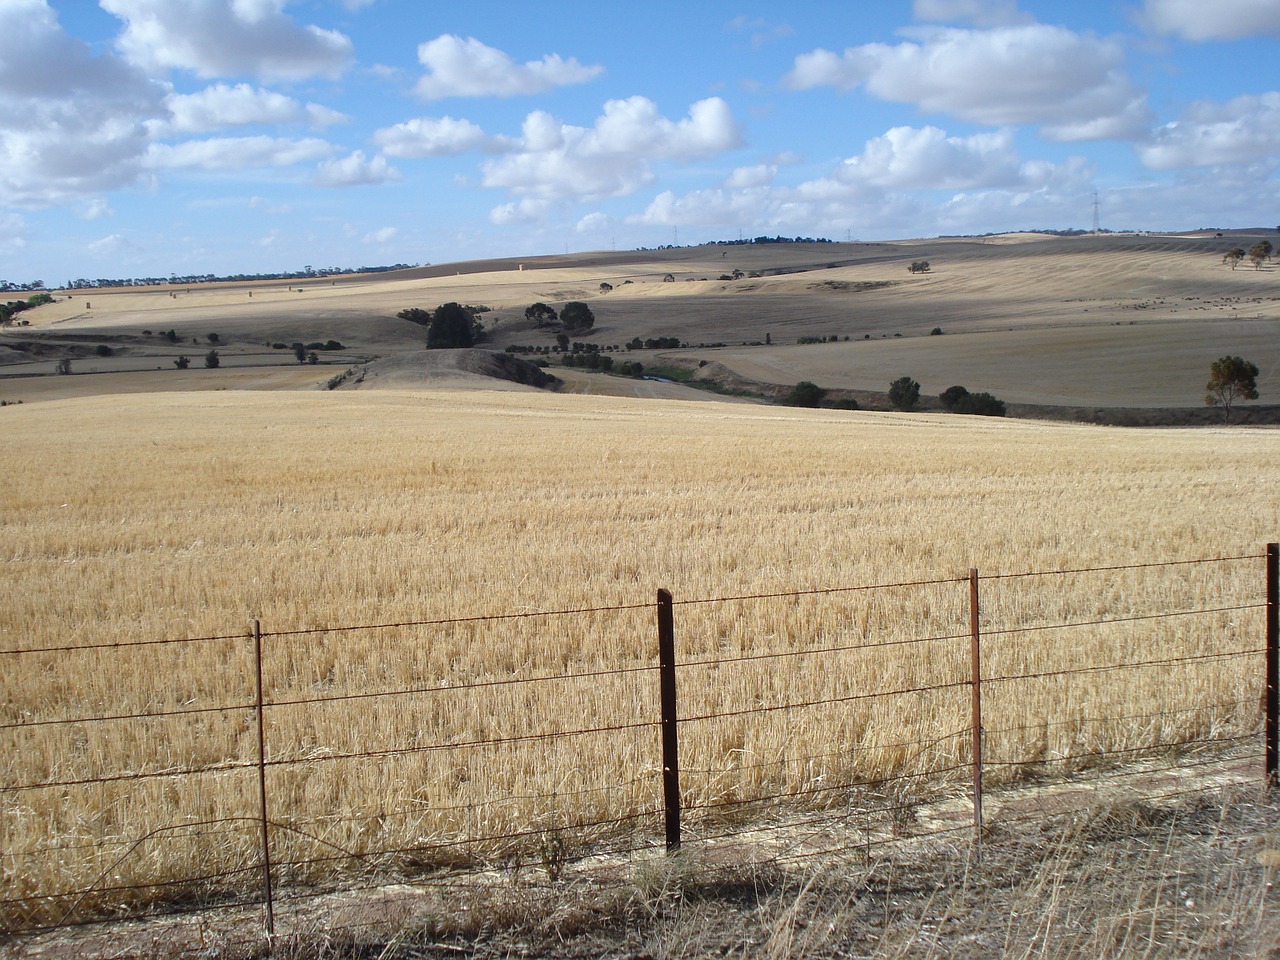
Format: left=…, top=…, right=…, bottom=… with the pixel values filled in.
left=174, top=355, right=190, bottom=369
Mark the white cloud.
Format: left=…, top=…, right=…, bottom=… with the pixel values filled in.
left=101, top=0, right=353, bottom=80
left=1140, top=93, right=1280, bottom=169
left=161, top=83, right=346, bottom=133
left=87, top=233, right=138, bottom=258
left=784, top=25, right=1150, bottom=141
left=482, top=96, right=742, bottom=201
left=362, top=226, right=398, bottom=244
left=723, top=164, right=777, bottom=189
left=373, top=116, right=509, bottom=157
left=0, top=0, right=165, bottom=205
left=576, top=211, right=610, bottom=233
left=840, top=126, right=1035, bottom=190
left=912, top=0, right=1033, bottom=26
left=81, top=198, right=115, bottom=220
left=489, top=198, right=552, bottom=225
left=413, top=35, right=603, bottom=99
left=146, top=136, right=334, bottom=170
left=314, top=150, right=400, bottom=187
left=633, top=124, right=1091, bottom=238
left=1141, top=0, right=1280, bottom=40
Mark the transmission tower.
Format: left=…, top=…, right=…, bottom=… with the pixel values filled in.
left=1092, top=191, right=1101, bottom=234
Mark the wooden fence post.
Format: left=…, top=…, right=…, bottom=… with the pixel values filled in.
left=969, top=569, right=983, bottom=851
left=252, top=620, right=275, bottom=939
left=1267, top=544, right=1278, bottom=788
left=657, top=590, right=681, bottom=852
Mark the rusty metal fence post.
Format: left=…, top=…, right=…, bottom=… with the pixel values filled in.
left=969, top=569, right=983, bottom=851
left=252, top=619, right=275, bottom=938
left=657, top=589, right=681, bottom=852
left=1267, top=544, right=1278, bottom=788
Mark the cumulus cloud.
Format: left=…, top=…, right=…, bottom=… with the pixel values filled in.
left=413, top=35, right=603, bottom=99
left=840, top=126, right=1034, bottom=189
left=576, top=211, right=610, bottom=233
left=314, top=150, right=400, bottom=187
left=362, top=226, right=398, bottom=244
left=489, top=197, right=553, bottom=225
left=373, top=116, right=509, bottom=157
left=633, top=123, right=1091, bottom=238
left=160, top=83, right=346, bottom=133
left=101, top=0, right=353, bottom=80
left=1141, top=0, right=1280, bottom=40
left=0, top=0, right=166, bottom=205
left=1139, top=93, right=1280, bottom=169
left=146, top=135, right=334, bottom=170
left=784, top=24, right=1150, bottom=141
left=723, top=164, right=777, bottom=189
left=482, top=96, right=742, bottom=201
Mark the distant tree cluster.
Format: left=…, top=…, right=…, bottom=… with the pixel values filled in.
left=1221, top=241, right=1272, bottom=270
left=908, top=260, right=931, bottom=274
left=62, top=263, right=419, bottom=290
left=1, top=293, right=53, bottom=325
left=399, top=304, right=490, bottom=349
left=940, top=385, right=1006, bottom=417
left=712, top=236, right=833, bottom=246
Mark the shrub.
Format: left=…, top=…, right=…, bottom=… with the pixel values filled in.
left=889, top=376, right=921, bottom=410
left=832, top=397, right=859, bottom=410
left=940, top=385, right=969, bottom=410
left=204, top=349, right=220, bottom=369
left=786, top=381, right=827, bottom=407
left=94, top=344, right=113, bottom=357
left=54, top=358, right=72, bottom=375
left=174, top=356, right=190, bottom=369
left=560, top=302, right=595, bottom=335
left=324, top=340, right=344, bottom=351
left=931, top=327, right=943, bottom=336
left=954, top=392, right=1006, bottom=417
left=207, top=333, right=220, bottom=343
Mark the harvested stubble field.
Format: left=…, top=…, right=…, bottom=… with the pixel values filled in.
left=1, top=388, right=1276, bottom=948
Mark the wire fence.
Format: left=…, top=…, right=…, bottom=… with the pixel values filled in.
left=2, top=546, right=1276, bottom=949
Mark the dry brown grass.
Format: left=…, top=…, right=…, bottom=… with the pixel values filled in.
left=1, top=388, right=1275, bottom=934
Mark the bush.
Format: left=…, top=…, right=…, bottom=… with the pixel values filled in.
left=889, top=376, right=921, bottom=410
left=786, top=380, right=827, bottom=407
left=207, top=333, right=220, bottom=343
left=832, top=397, right=859, bottom=410
left=954, top=392, right=1006, bottom=416
left=940, top=385, right=969, bottom=410
left=560, top=301, right=595, bottom=334
left=94, top=344, right=113, bottom=357
left=204, top=349, right=220, bottom=369
left=174, top=355, right=190, bottom=369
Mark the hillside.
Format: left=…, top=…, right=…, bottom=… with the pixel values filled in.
left=2, top=231, right=1277, bottom=417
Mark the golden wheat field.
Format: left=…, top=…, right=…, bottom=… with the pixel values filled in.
left=1, top=387, right=1276, bottom=926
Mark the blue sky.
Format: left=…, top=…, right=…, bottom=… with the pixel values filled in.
left=4, top=0, right=1280, bottom=284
